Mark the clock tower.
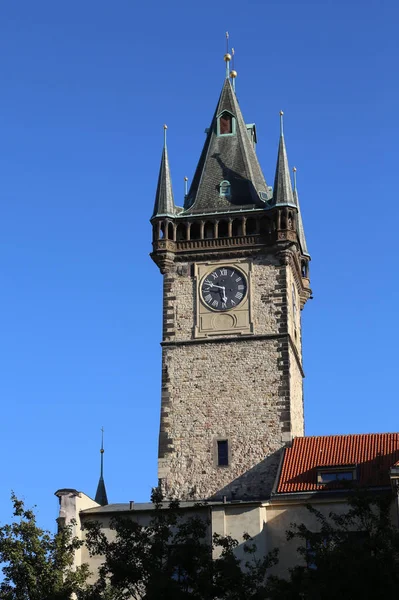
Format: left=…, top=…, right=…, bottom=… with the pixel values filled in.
left=150, top=64, right=311, bottom=501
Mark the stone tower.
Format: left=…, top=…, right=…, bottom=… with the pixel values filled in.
left=150, top=68, right=311, bottom=501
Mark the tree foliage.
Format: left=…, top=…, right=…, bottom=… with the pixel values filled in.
left=2, top=488, right=398, bottom=600
left=82, top=488, right=277, bottom=600
left=267, top=489, right=399, bottom=599
left=0, top=493, right=90, bottom=600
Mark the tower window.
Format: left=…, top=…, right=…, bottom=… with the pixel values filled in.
left=220, top=111, right=232, bottom=134
left=219, top=180, right=231, bottom=198
left=217, top=111, right=235, bottom=136
left=217, top=440, right=229, bottom=466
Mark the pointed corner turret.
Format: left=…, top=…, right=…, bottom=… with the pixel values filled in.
left=95, top=427, right=108, bottom=506
left=151, top=125, right=176, bottom=220
left=292, top=167, right=310, bottom=258
left=271, top=111, right=295, bottom=208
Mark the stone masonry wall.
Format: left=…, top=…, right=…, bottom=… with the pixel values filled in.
left=159, top=338, right=288, bottom=500
left=158, top=252, right=305, bottom=501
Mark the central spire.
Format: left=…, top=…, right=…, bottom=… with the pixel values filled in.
left=183, top=77, right=270, bottom=214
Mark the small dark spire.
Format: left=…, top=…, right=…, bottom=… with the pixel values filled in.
left=151, top=125, right=176, bottom=219
left=292, top=167, right=310, bottom=257
left=95, top=427, right=108, bottom=506
left=271, top=111, right=295, bottom=207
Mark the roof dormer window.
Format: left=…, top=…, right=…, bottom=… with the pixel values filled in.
left=219, top=180, right=231, bottom=198
left=217, top=111, right=236, bottom=136
left=317, top=466, right=357, bottom=484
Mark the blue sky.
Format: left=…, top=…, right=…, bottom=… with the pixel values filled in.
left=0, top=0, right=398, bottom=531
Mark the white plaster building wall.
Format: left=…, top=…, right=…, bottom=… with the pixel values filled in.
left=265, top=499, right=359, bottom=578
left=55, top=490, right=99, bottom=569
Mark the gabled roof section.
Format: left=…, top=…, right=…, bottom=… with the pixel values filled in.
left=293, top=187, right=309, bottom=257
left=277, top=433, right=399, bottom=493
left=183, top=79, right=269, bottom=214
left=270, top=129, right=295, bottom=207
left=152, top=132, right=176, bottom=219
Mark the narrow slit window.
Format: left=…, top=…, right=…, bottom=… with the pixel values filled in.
left=217, top=440, right=229, bottom=466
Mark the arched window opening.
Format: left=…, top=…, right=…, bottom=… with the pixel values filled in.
left=204, top=221, right=214, bottom=239
left=246, top=218, right=257, bottom=235
left=232, top=218, right=243, bottom=237
left=176, top=223, right=187, bottom=241
left=288, top=211, right=294, bottom=230
left=190, top=222, right=201, bottom=240
left=259, top=217, right=271, bottom=237
left=167, top=222, right=174, bottom=240
left=219, top=111, right=232, bottom=135
left=280, top=211, right=286, bottom=230
left=219, top=180, right=231, bottom=198
left=301, top=261, right=308, bottom=278
left=160, top=222, right=165, bottom=239
left=218, top=220, right=229, bottom=238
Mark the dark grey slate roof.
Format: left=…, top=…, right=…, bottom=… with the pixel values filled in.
left=183, top=79, right=269, bottom=215
left=271, top=133, right=296, bottom=207
left=80, top=498, right=262, bottom=515
left=293, top=187, right=309, bottom=257
left=152, top=143, right=176, bottom=219
left=95, top=476, right=108, bottom=506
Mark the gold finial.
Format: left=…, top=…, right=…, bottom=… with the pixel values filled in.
left=230, top=70, right=237, bottom=78
left=224, top=53, right=232, bottom=62
left=163, top=124, right=168, bottom=129
left=279, top=111, right=284, bottom=136
left=293, top=167, right=297, bottom=192
left=184, top=176, right=188, bottom=181
left=184, top=176, right=188, bottom=196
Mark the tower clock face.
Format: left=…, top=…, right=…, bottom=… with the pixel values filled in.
left=200, top=266, right=248, bottom=311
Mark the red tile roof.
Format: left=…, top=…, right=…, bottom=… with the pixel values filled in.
left=277, top=433, right=399, bottom=493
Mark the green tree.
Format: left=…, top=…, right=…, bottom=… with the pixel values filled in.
left=0, top=493, right=90, bottom=600
left=267, top=489, right=399, bottom=599
left=83, top=488, right=277, bottom=600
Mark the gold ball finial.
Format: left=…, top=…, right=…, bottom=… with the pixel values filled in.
left=230, top=70, right=237, bottom=78
left=293, top=166, right=297, bottom=172
left=163, top=124, right=168, bottom=130
left=280, top=110, right=284, bottom=116
left=224, top=53, right=232, bottom=62
left=184, top=176, right=188, bottom=181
